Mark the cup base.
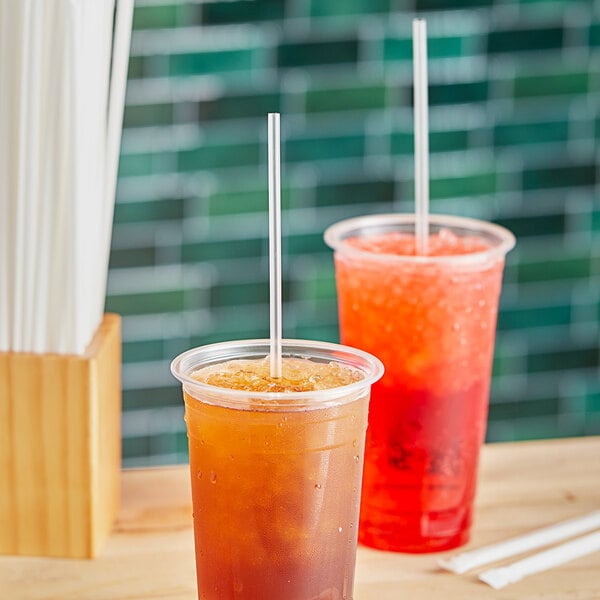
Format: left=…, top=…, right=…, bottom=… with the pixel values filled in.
left=358, top=507, right=472, bottom=554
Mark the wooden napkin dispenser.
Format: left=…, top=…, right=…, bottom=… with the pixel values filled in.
left=0, top=313, right=122, bottom=558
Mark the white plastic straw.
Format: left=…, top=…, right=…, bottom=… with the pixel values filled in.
left=412, top=18, right=429, bottom=255
left=438, top=510, right=600, bottom=574
left=479, top=530, right=600, bottom=590
left=268, top=112, right=282, bottom=378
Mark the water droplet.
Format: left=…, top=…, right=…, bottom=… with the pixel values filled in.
left=352, top=439, right=357, bottom=448
left=354, top=455, right=360, bottom=463
left=338, top=527, right=343, bottom=533
left=196, top=471, right=203, bottom=479
left=314, top=483, right=322, bottom=490
left=210, top=471, right=217, bottom=484
left=452, top=322, right=460, bottom=332
left=478, top=299, right=486, bottom=307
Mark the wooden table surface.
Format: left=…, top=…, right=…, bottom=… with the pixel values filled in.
left=2, top=436, right=599, bottom=599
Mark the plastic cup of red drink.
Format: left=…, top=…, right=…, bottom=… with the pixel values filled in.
left=171, top=339, right=383, bottom=599
left=324, top=213, right=515, bottom=553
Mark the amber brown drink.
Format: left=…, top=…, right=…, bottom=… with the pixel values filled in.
left=171, top=340, right=383, bottom=600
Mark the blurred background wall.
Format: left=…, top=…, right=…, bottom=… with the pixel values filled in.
left=107, top=0, right=600, bottom=466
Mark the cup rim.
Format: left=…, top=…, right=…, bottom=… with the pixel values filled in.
left=170, top=338, right=384, bottom=408
left=324, top=213, right=515, bottom=265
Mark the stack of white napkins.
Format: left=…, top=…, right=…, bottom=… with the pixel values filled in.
left=438, top=510, right=600, bottom=589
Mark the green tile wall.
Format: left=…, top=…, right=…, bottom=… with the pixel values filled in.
left=109, top=0, right=600, bottom=466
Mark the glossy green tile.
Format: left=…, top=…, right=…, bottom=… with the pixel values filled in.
left=527, top=345, right=599, bottom=373
left=517, top=256, right=591, bottom=283
left=278, top=38, right=359, bottom=68
left=178, top=141, right=260, bottom=172
left=286, top=133, right=364, bottom=162
left=122, top=103, right=174, bottom=129
left=495, top=213, right=566, bottom=238
left=109, top=246, right=157, bottom=269
left=198, top=92, right=281, bottom=120
left=513, top=70, right=589, bottom=98
left=122, top=339, right=165, bottom=363
left=123, top=386, right=182, bottom=411
left=494, top=119, right=569, bottom=146
left=430, top=171, right=496, bottom=199
left=202, top=0, right=284, bottom=24
left=113, top=198, right=185, bottom=224
left=311, top=0, right=390, bottom=17
left=170, top=48, right=258, bottom=77
left=429, top=80, right=489, bottom=105
left=305, top=83, right=387, bottom=113
left=105, top=290, right=186, bottom=315
left=522, top=164, right=596, bottom=190
left=487, top=26, right=563, bottom=54
left=314, top=179, right=395, bottom=207
left=497, top=303, right=571, bottom=330
left=182, top=237, right=265, bottom=262
left=132, top=5, right=179, bottom=30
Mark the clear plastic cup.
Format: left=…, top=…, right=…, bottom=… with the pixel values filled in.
left=325, top=213, right=515, bottom=553
left=171, top=339, right=383, bottom=600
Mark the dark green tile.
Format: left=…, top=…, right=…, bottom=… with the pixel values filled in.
left=487, top=26, right=563, bottom=54
left=278, top=38, right=359, bottom=68
left=132, top=5, right=179, bottom=29
left=122, top=339, right=165, bottom=363
left=179, top=141, right=260, bottom=172
left=127, top=56, right=145, bottom=79
left=198, top=92, right=281, bottom=121
left=105, top=290, right=186, bottom=315
left=182, top=237, right=265, bottom=262
left=207, top=186, right=292, bottom=216
left=383, top=37, right=412, bottom=62
left=429, top=80, right=488, bottom=105
left=314, top=179, right=395, bottom=207
left=527, top=345, right=599, bottom=373
left=122, top=436, right=152, bottom=460
left=210, top=281, right=270, bottom=307
left=495, top=213, right=566, bottom=238
left=286, top=134, right=364, bottom=162
left=305, top=83, right=387, bottom=113
left=286, top=232, right=328, bottom=255
left=497, top=303, right=571, bottom=331
left=202, top=0, right=284, bottom=24
left=390, top=131, right=413, bottom=155
left=118, top=152, right=175, bottom=178
left=430, top=172, right=496, bottom=199
left=311, top=0, right=390, bottom=17
left=170, top=49, right=257, bottom=76
left=514, top=70, right=589, bottom=98
left=123, top=386, right=182, bottom=410
left=122, top=103, right=174, bottom=129
left=489, top=396, right=560, bottom=421
left=113, top=198, right=185, bottom=224
left=517, top=256, right=591, bottom=283
left=494, top=120, right=569, bottom=146
left=590, top=23, right=600, bottom=46
left=109, top=246, right=157, bottom=269
left=415, top=0, right=492, bottom=9
left=522, top=164, right=596, bottom=191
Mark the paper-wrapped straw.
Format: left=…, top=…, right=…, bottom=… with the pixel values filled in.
left=479, top=530, right=600, bottom=590
left=438, top=510, right=600, bottom=574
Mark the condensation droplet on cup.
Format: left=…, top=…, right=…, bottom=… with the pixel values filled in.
left=352, top=439, right=357, bottom=448
left=452, top=322, right=461, bottom=332
left=196, top=471, right=203, bottom=480
left=314, top=483, right=322, bottom=490
left=210, top=471, right=217, bottom=484
left=338, top=527, right=343, bottom=533
left=354, top=455, right=360, bottom=463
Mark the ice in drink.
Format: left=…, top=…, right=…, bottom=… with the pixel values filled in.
left=171, top=340, right=383, bottom=600
left=325, top=214, right=515, bottom=553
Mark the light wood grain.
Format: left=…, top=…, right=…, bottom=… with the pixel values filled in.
left=0, top=314, right=122, bottom=559
left=1, top=436, right=598, bottom=599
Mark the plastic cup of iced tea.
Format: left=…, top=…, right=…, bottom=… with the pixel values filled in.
left=324, top=214, right=515, bottom=553
left=171, top=339, right=383, bottom=600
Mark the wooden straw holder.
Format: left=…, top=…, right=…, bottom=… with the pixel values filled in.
left=0, top=314, right=122, bottom=558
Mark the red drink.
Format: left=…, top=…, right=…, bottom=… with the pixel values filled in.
left=325, top=215, right=515, bottom=552
left=171, top=340, right=383, bottom=599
